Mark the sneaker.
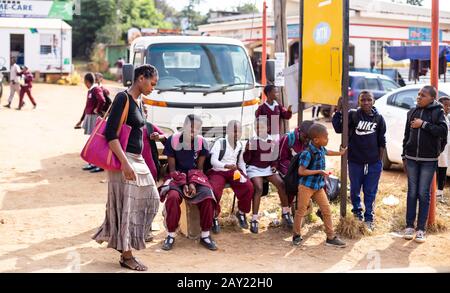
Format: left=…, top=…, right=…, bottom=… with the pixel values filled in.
left=438, top=195, right=446, bottom=204
left=353, top=213, right=363, bottom=222
left=250, top=220, right=259, bottom=234
left=403, top=228, right=415, bottom=240
left=364, top=221, right=375, bottom=233
left=325, top=236, right=347, bottom=248
left=212, top=217, right=220, bottom=234
left=415, top=230, right=426, bottom=243
left=235, top=211, right=249, bottom=229
left=145, top=232, right=153, bottom=243
left=281, top=212, right=294, bottom=229
left=200, top=236, right=218, bottom=251
left=292, top=234, right=303, bottom=246
left=161, top=235, right=175, bottom=251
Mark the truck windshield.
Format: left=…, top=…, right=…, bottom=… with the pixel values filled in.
left=148, top=43, right=254, bottom=92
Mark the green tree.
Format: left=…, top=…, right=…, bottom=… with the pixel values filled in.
left=70, top=0, right=170, bottom=58
left=179, top=0, right=207, bottom=30
left=235, top=2, right=259, bottom=14
left=70, top=0, right=116, bottom=58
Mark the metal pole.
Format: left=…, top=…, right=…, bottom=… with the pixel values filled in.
left=262, top=0, right=268, bottom=93
left=340, top=0, right=350, bottom=218
left=60, top=21, right=63, bottom=77
left=428, top=0, right=439, bottom=226
left=297, top=0, right=304, bottom=125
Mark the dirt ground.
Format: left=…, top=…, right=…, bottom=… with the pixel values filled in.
left=0, top=82, right=450, bottom=273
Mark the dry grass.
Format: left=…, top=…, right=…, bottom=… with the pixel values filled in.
left=216, top=170, right=450, bottom=238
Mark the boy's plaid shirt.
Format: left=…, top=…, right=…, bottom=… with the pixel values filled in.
left=298, top=142, right=327, bottom=190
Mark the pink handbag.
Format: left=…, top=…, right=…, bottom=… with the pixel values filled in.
left=80, top=94, right=131, bottom=171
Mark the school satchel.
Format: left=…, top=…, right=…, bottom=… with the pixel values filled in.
left=283, top=152, right=302, bottom=200
left=80, top=92, right=131, bottom=171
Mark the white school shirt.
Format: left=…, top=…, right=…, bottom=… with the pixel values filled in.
left=10, top=63, right=21, bottom=83
left=210, top=136, right=247, bottom=175
left=438, top=114, right=450, bottom=167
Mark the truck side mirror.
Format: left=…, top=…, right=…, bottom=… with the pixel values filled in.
left=122, top=63, right=134, bottom=87
left=266, top=59, right=275, bottom=83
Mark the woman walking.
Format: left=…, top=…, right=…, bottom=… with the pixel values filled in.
left=92, top=64, right=160, bottom=271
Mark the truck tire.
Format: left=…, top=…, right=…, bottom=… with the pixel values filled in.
left=382, top=148, right=392, bottom=170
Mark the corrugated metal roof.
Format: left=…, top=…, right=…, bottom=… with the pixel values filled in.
left=0, top=17, right=71, bottom=30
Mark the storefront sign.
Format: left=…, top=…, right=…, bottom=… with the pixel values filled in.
left=409, top=27, right=442, bottom=42
left=0, top=0, right=73, bottom=20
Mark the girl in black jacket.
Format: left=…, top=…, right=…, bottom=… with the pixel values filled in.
left=402, top=85, right=448, bottom=243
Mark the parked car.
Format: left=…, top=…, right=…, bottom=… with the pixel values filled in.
left=321, top=71, right=401, bottom=117
left=375, top=83, right=450, bottom=174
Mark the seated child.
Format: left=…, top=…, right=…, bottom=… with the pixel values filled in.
left=207, top=120, right=254, bottom=232
left=160, top=114, right=217, bottom=251
left=243, top=116, right=292, bottom=234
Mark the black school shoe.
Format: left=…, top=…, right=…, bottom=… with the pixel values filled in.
left=250, top=220, right=259, bottom=234
left=200, top=236, right=218, bottom=251
left=82, top=164, right=95, bottom=171
left=90, top=167, right=104, bottom=173
left=282, top=213, right=294, bottom=229
left=162, top=235, right=175, bottom=251
left=325, top=236, right=347, bottom=248
left=212, top=218, right=220, bottom=234
left=292, top=234, right=303, bottom=246
left=235, top=211, right=249, bottom=229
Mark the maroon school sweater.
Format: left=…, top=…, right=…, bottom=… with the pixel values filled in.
left=84, top=86, right=106, bottom=115
left=243, top=137, right=279, bottom=169
left=255, top=102, right=292, bottom=135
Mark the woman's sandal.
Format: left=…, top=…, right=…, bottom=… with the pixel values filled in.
left=119, top=256, right=148, bottom=271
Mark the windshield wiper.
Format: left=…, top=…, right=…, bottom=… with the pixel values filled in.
left=203, top=83, right=253, bottom=96
left=157, top=83, right=211, bottom=94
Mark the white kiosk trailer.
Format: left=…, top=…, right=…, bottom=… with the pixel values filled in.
left=0, top=17, right=72, bottom=78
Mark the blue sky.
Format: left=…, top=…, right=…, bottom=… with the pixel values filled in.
left=165, top=0, right=450, bottom=15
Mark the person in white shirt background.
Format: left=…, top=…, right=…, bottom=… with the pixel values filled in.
left=4, top=57, right=21, bottom=108
left=437, top=96, right=450, bottom=203
left=207, top=120, right=254, bottom=233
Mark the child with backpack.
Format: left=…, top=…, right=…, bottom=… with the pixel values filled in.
left=255, top=85, right=293, bottom=141
left=160, top=114, right=218, bottom=251
left=332, top=91, right=386, bottom=232
left=292, top=123, right=347, bottom=247
left=437, top=96, right=450, bottom=204
left=279, top=120, right=315, bottom=177
left=243, top=116, right=292, bottom=234
left=402, top=86, right=448, bottom=243
left=207, top=120, right=254, bottom=233
left=75, top=72, right=106, bottom=173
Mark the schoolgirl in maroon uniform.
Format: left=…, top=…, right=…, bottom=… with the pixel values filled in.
left=160, top=114, right=218, bottom=251
left=255, top=85, right=293, bottom=141
left=243, top=116, right=293, bottom=234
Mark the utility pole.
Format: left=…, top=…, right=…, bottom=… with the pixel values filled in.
left=261, top=1, right=268, bottom=90
left=428, top=0, right=439, bottom=226
left=273, top=0, right=288, bottom=132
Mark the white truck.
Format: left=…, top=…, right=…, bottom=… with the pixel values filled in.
left=122, top=36, right=264, bottom=149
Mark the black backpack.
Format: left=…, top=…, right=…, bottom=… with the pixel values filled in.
left=203, top=138, right=243, bottom=172
left=284, top=148, right=314, bottom=200
left=101, top=88, right=112, bottom=115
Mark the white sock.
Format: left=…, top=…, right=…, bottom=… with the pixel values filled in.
left=201, top=231, right=210, bottom=241
left=437, top=190, right=444, bottom=196
left=168, top=232, right=176, bottom=238
left=238, top=210, right=244, bottom=215
left=252, top=214, right=258, bottom=221
left=282, top=207, right=290, bottom=214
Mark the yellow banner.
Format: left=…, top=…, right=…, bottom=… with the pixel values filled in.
left=302, top=0, right=343, bottom=105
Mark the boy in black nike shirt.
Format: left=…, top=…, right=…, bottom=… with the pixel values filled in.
left=332, top=91, right=386, bottom=231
